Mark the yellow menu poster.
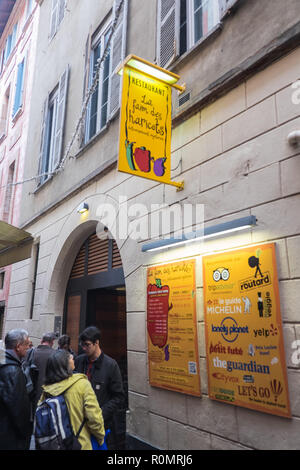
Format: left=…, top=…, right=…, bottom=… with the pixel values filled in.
left=147, top=260, right=201, bottom=397
left=203, top=243, right=291, bottom=418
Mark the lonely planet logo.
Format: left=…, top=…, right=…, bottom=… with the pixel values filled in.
left=211, top=317, right=249, bottom=343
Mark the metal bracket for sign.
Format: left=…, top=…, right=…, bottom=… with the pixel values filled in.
left=168, top=180, right=184, bottom=191
left=176, top=83, right=186, bottom=94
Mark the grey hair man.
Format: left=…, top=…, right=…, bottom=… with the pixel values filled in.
left=0, top=329, right=32, bottom=450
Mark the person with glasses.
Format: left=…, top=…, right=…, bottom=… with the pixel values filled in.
left=0, top=329, right=32, bottom=450
left=74, top=326, right=125, bottom=450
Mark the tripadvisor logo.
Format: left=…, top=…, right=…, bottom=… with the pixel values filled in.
left=239, top=248, right=271, bottom=292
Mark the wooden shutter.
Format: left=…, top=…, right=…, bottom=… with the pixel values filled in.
left=0, top=50, right=4, bottom=75
left=57, top=0, right=65, bottom=27
left=107, top=0, right=128, bottom=120
left=70, top=235, right=122, bottom=280
left=12, top=59, right=25, bottom=116
left=52, top=65, right=69, bottom=170
left=66, top=295, right=81, bottom=354
left=112, top=240, right=122, bottom=269
left=11, top=23, right=18, bottom=50
left=80, top=31, right=92, bottom=146
left=88, top=234, right=109, bottom=275
left=38, top=95, right=49, bottom=184
left=49, top=0, right=59, bottom=39
left=157, top=0, right=179, bottom=68
left=70, top=243, right=86, bottom=279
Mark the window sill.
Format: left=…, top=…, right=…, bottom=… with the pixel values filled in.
left=77, top=108, right=120, bottom=159
left=0, top=133, right=6, bottom=145
left=76, top=121, right=110, bottom=159
left=169, top=22, right=223, bottom=72
left=12, top=106, right=23, bottom=124
left=33, top=175, right=53, bottom=194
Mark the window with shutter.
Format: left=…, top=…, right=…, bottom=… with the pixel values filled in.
left=85, top=25, right=111, bottom=143
left=11, top=23, right=18, bottom=50
left=12, top=58, right=25, bottom=119
left=3, top=161, right=15, bottom=223
left=0, top=86, right=10, bottom=139
left=158, top=0, right=221, bottom=66
left=49, top=0, right=65, bottom=40
left=107, top=0, right=128, bottom=120
left=4, top=34, right=12, bottom=63
left=84, top=0, right=128, bottom=145
left=157, top=0, right=178, bottom=68
left=0, top=50, right=4, bottom=75
left=38, top=66, right=69, bottom=185
left=52, top=66, right=69, bottom=169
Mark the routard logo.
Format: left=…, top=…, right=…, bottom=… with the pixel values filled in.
left=239, top=248, right=271, bottom=292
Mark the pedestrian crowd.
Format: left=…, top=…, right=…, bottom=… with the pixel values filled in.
left=0, top=326, right=125, bottom=451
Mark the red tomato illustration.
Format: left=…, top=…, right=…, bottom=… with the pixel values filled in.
left=147, top=282, right=170, bottom=348
left=134, top=147, right=152, bottom=172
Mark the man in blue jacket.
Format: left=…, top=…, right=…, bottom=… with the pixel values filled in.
left=75, top=326, right=125, bottom=449
left=0, top=329, right=32, bottom=450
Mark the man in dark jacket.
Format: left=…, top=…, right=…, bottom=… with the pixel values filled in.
left=28, top=332, right=56, bottom=411
left=75, top=326, right=125, bottom=449
left=0, top=329, right=32, bottom=450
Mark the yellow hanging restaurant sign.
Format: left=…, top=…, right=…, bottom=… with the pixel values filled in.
left=117, top=55, right=184, bottom=190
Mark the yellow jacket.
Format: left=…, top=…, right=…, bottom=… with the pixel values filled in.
left=39, top=373, right=105, bottom=450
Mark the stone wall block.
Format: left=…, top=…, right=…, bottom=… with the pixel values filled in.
left=187, top=395, right=238, bottom=441
left=279, top=280, right=300, bottom=322
left=237, top=407, right=300, bottom=449
left=127, top=312, right=146, bottom=352
left=167, top=420, right=211, bottom=450
left=222, top=97, right=277, bottom=151
left=246, top=48, right=300, bottom=107
left=127, top=351, right=148, bottom=395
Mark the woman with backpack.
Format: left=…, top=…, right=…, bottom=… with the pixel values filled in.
left=35, top=349, right=105, bottom=450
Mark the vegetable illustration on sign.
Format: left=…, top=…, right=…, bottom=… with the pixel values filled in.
left=134, top=147, right=152, bottom=172
left=147, top=278, right=171, bottom=349
left=124, top=142, right=167, bottom=176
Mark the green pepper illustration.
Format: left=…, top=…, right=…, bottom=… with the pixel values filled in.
left=125, top=140, right=136, bottom=171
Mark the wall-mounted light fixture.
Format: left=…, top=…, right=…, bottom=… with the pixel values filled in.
left=287, top=131, right=300, bottom=146
left=141, top=216, right=257, bottom=253
left=117, top=54, right=186, bottom=94
left=77, top=202, right=89, bottom=214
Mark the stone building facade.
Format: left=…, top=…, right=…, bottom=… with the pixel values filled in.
left=0, top=0, right=39, bottom=339
left=3, top=0, right=300, bottom=449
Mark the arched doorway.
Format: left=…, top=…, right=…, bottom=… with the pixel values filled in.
left=63, top=231, right=128, bottom=446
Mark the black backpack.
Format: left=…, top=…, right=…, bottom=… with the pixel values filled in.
left=34, top=392, right=85, bottom=450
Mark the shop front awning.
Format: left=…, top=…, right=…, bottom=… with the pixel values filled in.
left=0, top=220, right=33, bottom=268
